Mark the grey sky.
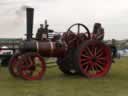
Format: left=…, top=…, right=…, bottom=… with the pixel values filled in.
left=0, top=0, right=128, bottom=40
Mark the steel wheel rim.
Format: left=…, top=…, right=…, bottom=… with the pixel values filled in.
left=19, top=52, right=46, bottom=80
left=79, top=41, right=111, bottom=78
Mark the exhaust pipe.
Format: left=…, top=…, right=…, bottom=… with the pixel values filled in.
left=26, top=8, right=34, bottom=40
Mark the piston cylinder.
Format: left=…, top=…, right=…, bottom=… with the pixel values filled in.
left=19, top=40, right=67, bottom=57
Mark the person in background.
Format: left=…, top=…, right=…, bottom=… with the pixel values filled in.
left=111, top=39, right=117, bottom=59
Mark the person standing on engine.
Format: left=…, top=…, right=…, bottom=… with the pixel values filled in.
left=92, top=23, right=104, bottom=40
left=36, top=24, right=48, bottom=40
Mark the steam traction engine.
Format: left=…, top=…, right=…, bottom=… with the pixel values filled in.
left=9, top=8, right=112, bottom=80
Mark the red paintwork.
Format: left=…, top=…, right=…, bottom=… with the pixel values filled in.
left=18, top=52, right=46, bottom=80
left=79, top=40, right=112, bottom=78
left=9, top=54, right=20, bottom=77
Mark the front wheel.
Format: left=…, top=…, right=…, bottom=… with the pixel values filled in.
left=9, top=52, right=46, bottom=80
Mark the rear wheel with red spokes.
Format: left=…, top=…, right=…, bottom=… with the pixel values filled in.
left=74, top=40, right=112, bottom=78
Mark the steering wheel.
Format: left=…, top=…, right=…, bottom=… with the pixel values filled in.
left=63, top=23, right=90, bottom=47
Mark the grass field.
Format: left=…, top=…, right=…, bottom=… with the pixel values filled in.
left=0, top=57, right=128, bottom=96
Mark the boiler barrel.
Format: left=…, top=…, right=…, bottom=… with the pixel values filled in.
left=19, top=40, right=67, bottom=57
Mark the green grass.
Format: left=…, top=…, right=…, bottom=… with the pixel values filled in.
left=0, top=57, right=128, bottom=96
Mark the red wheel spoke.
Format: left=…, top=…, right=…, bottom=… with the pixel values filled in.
left=85, top=60, right=91, bottom=65
left=83, top=50, right=90, bottom=56
left=81, top=58, right=87, bottom=62
left=94, top=62, right=104, bottom=71
left=23, top=56, right=29, bottom=64
left=81, top=56, right=91, bottom=62
left=21, top=66, right=29, bottom=70
left=15, top=59, right=22, bottom=65
left=94, top=64, right=99, bottom=71
left=96, top=60, right=105, bottom=65
left=90, top=64, right=95, bottom=72
left=28, top=56, right=34, bottom=67
left=81, top=54, right=90, bottom=58
left=96, top=48, right=103, bottom=56
left=20, top=63, right=32, bottom=70
left=97, top=57, right=106, bottom=64
left=94, top=48, right=97, bottom=56
left=96, top=51, right=103, bottom=57
left=81, top=62, right=89, bottom=66
left=86, top=47, right=93, bottom=56
left=83, top=65, right=89, bottom=72
left=82, top=50, right=87, bottom=55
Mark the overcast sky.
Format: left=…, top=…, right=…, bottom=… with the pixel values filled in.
left=0, top=0, right=128, bottom=40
